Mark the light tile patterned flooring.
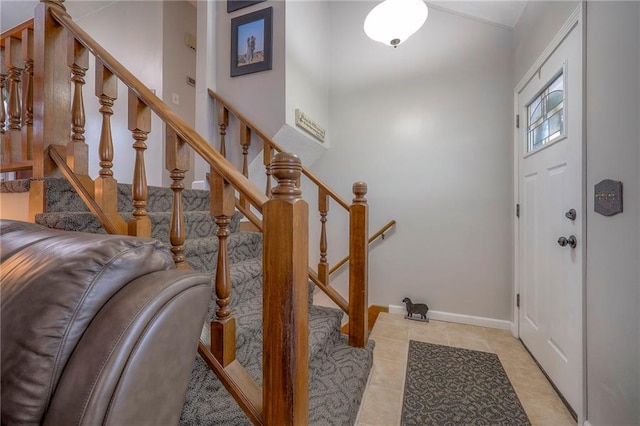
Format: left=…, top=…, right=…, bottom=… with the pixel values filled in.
left=356, top=313, right=576, bottom=426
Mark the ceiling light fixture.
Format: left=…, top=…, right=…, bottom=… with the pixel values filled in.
left=364, top=0, right=428, bottom=48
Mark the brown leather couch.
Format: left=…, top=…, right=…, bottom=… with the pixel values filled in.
left=0, top=219, right=212, bottom=425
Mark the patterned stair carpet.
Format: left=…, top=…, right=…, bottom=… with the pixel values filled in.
left=6, top=178, right=374, bottom=425
left=402, top=341, right=530, bottom=426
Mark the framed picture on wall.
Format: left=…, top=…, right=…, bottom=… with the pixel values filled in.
left=227, top=0, right=266, bottom=14
left=230, top=7, right=273, bottom=77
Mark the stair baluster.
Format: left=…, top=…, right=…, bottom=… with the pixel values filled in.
left=218, top=105, right=228, bottom=158
left=94, top=60, right=119, bottom=217
left=5, top=36, right=23, bottom=164
left=21, top=28, right=34, bottom=169
left=210, top=168, right=236, bottom=366
left=263, top=145, right=272, bottom=197
left=348, top=182, right=369, bottom=348
left=1, top=48, right=7, bottom=163
left=166, top=128, right=189, bottom=269
left=263, top=152, right=309, bottom=425
left=67, top=36, right=88, bottom=175
left=318, top=187, right=329, bottom=286
left=239, top=123, right=251, bottom=209
left=127, top=90, right=151, bottom=237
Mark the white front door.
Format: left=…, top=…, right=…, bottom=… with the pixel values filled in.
left=516, top=11, right=583, bottom=416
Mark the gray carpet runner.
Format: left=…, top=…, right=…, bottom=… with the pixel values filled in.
left=7, top=178, right=374, bottom=425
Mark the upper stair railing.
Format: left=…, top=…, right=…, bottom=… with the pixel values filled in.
left=0, top=19, right=35, bottom=177
left=210, top=90, right=396, bottom=346
left=1, top=1, right=380, bottom=424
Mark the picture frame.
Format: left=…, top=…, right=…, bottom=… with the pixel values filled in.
left=230, top=7, right=273, bottom=77
left=227, top=0, right=266, bottom=13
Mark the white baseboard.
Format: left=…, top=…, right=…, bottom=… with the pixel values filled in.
left=583, top=421, right=592, bottom=426
left=510, top=321, right=518, bottom=338
left=388, top=305, right=511, bottom=330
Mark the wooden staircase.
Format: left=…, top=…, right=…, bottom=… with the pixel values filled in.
left=0, top=1, right=395, bottom=424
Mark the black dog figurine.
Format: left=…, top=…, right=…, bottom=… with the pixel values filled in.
left=402, top=297, right=429, bottom=322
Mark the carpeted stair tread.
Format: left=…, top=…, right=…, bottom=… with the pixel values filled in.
left=182, top=334, right=374, bottom=426
left=117, top=183, right=211, bottom=213
left=35, top=210, right=242, bottom=240
left=184, top=232, right=262, bottom=272
left=38, top=178, right=212, bottom=213
left=0, top=179, right=30, bottom=193
left=201, top=300, right=345, bottom=389
left=307, top=336, right=375, bottom=426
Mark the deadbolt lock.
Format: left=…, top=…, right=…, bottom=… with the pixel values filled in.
left=565, top=209, right=577, bottom=221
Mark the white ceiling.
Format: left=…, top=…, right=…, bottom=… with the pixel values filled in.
left=429, top=1, right=528, bottom=29
left=2, top=1, right=528, bottom=38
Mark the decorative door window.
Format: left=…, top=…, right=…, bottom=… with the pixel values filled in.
left=527, top=73, right=565, bottom=152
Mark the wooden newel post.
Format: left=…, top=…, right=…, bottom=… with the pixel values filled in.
left=32, top=0, right=71, bottom=220
left=349, top=181, right=369, bottom=348
left=263, top=152, right=309, bottom=425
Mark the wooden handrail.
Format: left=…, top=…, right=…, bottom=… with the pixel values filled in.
left=48, top=8, right=268, bottom=212
left=307, top=269, right=349, bottom=313
left=209, top=90, right=350, bottom=210
left=329, top=220, right=396, bottom=275
left=0, top=161, right=33, bottom=172
left=0, top=19, right=34, bottom=45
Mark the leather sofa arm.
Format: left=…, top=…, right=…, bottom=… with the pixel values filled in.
left=44, top=269, right=212, bottom=426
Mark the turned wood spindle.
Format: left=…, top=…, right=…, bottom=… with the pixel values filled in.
left=263, top=146, right=273, bottom=197
left=166, top=127, right=189, bottom=269
left=93, top=61, right=120, bottom=222
left=96, top=62, right=117, bottom=179
left=67, top=36, right=88, bottom=174
left=20, top=28, right=34, bottom=164
left=348, top=181, right=369, bottom=348
left=209, top=168, right=236, bottom=366
left=263, top=151, right=309, bottom=425
left=5, top=36, right=24, bottom=164
left=0, top=48, right=7, bottom=162
left=218, top=106, right=228, bottom=158
left=318, top=188, right=330, bottom=286
left=240, top=123, right=251, bottom=177
left=127, top=90, right=151, bottom=237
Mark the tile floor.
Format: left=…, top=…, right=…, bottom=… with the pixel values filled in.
left=356, top=312, right=576, bottom=426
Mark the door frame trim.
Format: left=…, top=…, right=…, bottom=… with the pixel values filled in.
left=512, top=3, right=586, bottom=424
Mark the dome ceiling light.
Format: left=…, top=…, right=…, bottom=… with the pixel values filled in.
left=364, top=0, right=428, bottom=48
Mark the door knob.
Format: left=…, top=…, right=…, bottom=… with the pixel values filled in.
left=565, top=209, right=577, bottom=221
left=557, top=235, right=577, bottom=249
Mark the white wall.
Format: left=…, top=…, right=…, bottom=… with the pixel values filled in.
left=512, top=0, right=579, bottom=82
left=67, top=0, right=165, bottom=186
left=309, top=2, right=514, bottom=320
left=193, top=0, right=217, bottom=186
left=162, top=0, right=197, bottom=188
left=584, top=2, right=640, bottom=424
left=285, top=0, right=330, bottom=144
left=215, top=1, right=286, bottom=138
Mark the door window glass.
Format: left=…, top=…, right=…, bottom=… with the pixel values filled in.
left=527, top=73, right=565, bottom=152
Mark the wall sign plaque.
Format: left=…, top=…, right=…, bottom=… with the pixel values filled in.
left=594, top=179, right=623, bottom=216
